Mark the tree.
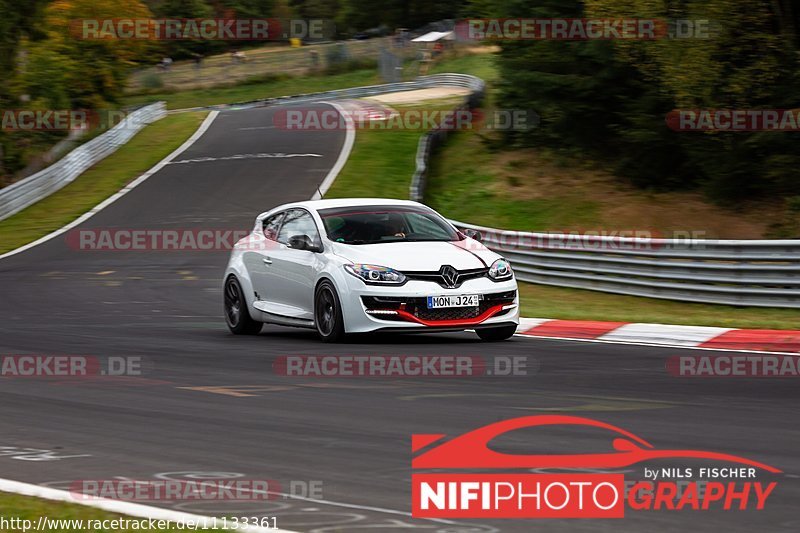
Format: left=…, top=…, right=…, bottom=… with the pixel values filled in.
left=486, top=1, right=654, bottom=158
left=144, top=0, right=216, bottom=58
left=0, top=0, right=50, bottom=179
left=217, top=0, right=276, bottom=18
left=291, top=0, right=340, bottom=19
left=0, top=0, right=49, bottom=102
left=35, top=0, right=154, bottom=108
left=586, top=0, right=800, bottom=200
left=336, top=0, right=466, bottom=34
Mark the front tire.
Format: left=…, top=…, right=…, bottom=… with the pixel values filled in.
left=224, top=276, right=263, bottom=335
left=476, top=324, right=517, bottom=342
left=314, top=280, right=346, bottom=343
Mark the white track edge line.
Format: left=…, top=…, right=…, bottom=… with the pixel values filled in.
left=0, top=477, right=298, bottom=533
left=0, top=111, right=220, bottom=261
left=310, top=102, right=355, bottom=200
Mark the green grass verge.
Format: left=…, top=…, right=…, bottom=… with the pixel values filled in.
left=0, top=112, right=208, bottom=256
left=518, top=283, right=800, bottom=330
left=325, top=125, right=423, bottom=200
left=0, top=493, right=150, bottom=533
left=326, top=101, right=475, bottom=200
left=0, top=492, right=219, bottom=532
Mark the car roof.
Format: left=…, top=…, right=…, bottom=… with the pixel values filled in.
left=257, top=198, right=427, bottom=218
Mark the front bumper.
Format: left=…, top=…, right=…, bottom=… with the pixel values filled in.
left=338, top=275, right=520, bottom=333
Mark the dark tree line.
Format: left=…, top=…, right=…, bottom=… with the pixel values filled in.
left=476, top=0, right=800, bottom=206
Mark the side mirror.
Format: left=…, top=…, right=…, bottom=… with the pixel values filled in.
left=464, top=228, right=483, bottom=242
left=288, top=234, right=322, bottom=252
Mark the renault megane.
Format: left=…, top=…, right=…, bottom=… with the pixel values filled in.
left=223, top=198, right=519, bottom=342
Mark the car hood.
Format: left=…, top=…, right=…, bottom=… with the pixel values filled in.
left=330, top=239, right=499, bottom=271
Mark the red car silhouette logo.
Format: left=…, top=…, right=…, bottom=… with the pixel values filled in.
left=412, top=415, right=781, bottom=473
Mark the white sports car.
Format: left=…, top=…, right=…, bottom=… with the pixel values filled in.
left=223, top=199, right=519, bottom=342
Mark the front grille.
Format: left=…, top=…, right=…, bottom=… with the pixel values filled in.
left=403, top=267, right=488, bottom=289
left=362, top=290, right=516, bottom=323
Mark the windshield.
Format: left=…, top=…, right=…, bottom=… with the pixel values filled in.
left=318, top=205, right=462, bottom=245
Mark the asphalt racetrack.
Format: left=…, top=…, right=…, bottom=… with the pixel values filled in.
left=0, top=103, right=798, bottom=532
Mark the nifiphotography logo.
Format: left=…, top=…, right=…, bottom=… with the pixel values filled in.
left=411, top=416, right=780, bottom=519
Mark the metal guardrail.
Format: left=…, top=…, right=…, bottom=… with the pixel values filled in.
left=449, top=220, right=800, bottom=308
left=229, top=72, right=486, bottom=111
left=0, top=102, right=167, bottom=221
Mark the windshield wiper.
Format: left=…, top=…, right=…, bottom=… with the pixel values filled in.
left=334, top=238, right=452, bottom=245
left=401, top=238, right=451, bottom=242
left=334, top=239, right=380, bottom=245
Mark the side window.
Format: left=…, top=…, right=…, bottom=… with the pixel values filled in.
left=262, top=212, right=284, bottom=241
left=278, top=209, right=321, bottom=248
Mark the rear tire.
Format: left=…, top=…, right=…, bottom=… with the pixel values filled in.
left=224, top=276, right=263, bottom=335
left=476, top=324, right=517, bottom=342
left=315, top=280, right=346, bottom=343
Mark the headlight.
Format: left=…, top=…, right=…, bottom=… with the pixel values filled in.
left=488, top=258, right=513, bottom=281
left=345, top=264, right=407, bottom=285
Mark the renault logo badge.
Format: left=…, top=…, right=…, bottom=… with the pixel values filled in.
left=440, top=265, right=458, bottom=288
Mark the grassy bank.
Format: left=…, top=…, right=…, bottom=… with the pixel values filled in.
left=422, top=49, right=791, bottom=239
left=426, top=129, right=785, bottom=239
left=0, top=112, right=208, bottom=255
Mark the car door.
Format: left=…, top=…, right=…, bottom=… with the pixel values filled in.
left=267, top=208, right=322, bottom=319
left=245, top=211, right=283, bottom=308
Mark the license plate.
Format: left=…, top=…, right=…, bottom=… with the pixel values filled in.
left=427, top=294, right=480, bottom=309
